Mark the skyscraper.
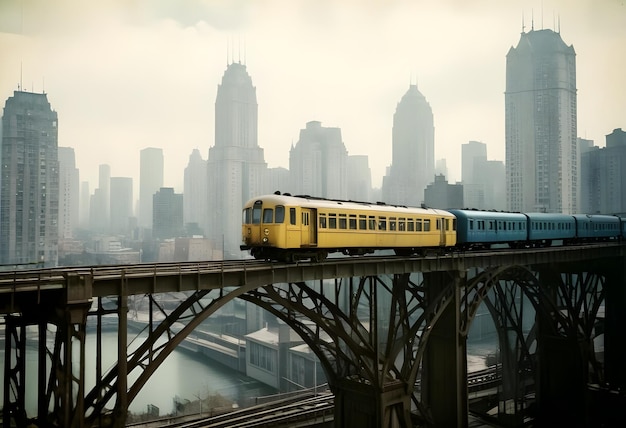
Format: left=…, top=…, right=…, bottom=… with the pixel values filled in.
left=382, top=84, right=434, bottom=207
left=505, top=28, right=577, bottom=213
left=1, top=91, right=59, bottom=266
left=58, top=146, right=80, bottom=240
left=90, top=164, right=110, bottom=232
left=289, top=121, right=348, bottom=199
left=139, top=147, right=164, bottom=230
left=183, top=149, right=208, bottom=235
left=110, top=177, right=133, bottom=234
left=207, top=62, right=267, bottom=258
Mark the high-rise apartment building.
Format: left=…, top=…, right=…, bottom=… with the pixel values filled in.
left=581, top=128, right=626, bottom=215
left=505, top=28, right=577, bottom=213
left=382, top=84, right=434, bottom=207
left=207, top=62, right=267, bottom=258
left=289, top=121, right=348, bottom=200
left=1, top=91, right=59, bottom=266
left=58, top=146, right=80, bottom=240
left=183, top=149, right=208, bottom=235
left=139, top=147, right=164, bottom=229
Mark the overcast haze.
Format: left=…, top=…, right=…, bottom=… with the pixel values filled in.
left=1, top=0, right=624, bottom=193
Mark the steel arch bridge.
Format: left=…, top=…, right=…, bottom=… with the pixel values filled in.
left=1, top=243, right=625, bottom=427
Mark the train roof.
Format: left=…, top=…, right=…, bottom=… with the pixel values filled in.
left=245, top=194, right=455, bottom=217
left=446, top=209, right=527, bottom=220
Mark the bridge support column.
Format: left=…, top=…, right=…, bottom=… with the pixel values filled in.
left=594, top=255, right=626, bottom=426
left=536, top=334, right=585, bottom=426
left=422, top=271, right=468, bottom=427
left=333, top=378, right=412, bottom=428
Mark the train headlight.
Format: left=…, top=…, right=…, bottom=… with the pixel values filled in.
left=262, top=237, right=269, bottom=243
left=247, top=228, right=251, bottom=235
left=264, top=228, right=269, bottom=236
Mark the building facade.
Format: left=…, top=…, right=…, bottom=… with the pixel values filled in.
left=423, top=174, right=463, bottom=210
left=139, top=147, right=164, bottom=230
left=580, top=128, right=626, bottom=215
left=183, top=148, right=208, bottom=235
left=152, top=187, right=184, bottom=240
left=462, top=141, right=506, bottom=210
left=207, top=62, right=267, bottom=258
left=110, top=177, right=133, bottom=234
left=289, top=121, right=348, bottom=200
left=347, top=155, right=372, bottom=202
left=505, top=29, right=578, bottom=213
left=0, top=91, right=59, bottom=266
left=58, top=146, right=80, bottom=240
left=382, top=84, right=434, bottom=207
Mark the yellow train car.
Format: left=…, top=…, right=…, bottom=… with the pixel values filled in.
left=241, top=193, right=457, bottom=262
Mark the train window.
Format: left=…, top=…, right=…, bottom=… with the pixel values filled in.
left=399, top=218, right=406, bottom=231
left=275, top=206, right=285, bottom=223
left=424, top=219, right=431, bottom=231
left=369, top=216, right=376, bottom=230
left=339, top=214, right=347, bottom=229
left=489, top=221, right=494, bottom=230
left=407, top=220, right=414, bottom=231
left=416, top=219, right=422, bottom=231
left=252, top=204, right=262, bottom=224
left=452, top=219, right=456, bottom=231
left=359, top=215, right=367, bottom=229
left=390, top=218, right=396, bottom=231
left=243, top=208, right=251, bottom=224
left=349, top=215, right=357, bottom=230
left=329, top=214, right=337, bottom=229
left=290, top=208, right=297, bottom=225
left=436, top=219, right=441, bottom=230
left=469, top=220, right=474, bottom=230
left=379, top=217, right=387, bottom=231
left=319, top=215, right=327, bottom=229
left=263, top=208, right=273, bottom=223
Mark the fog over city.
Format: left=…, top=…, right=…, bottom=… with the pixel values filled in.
left=1, top=0, right=624, bottom=191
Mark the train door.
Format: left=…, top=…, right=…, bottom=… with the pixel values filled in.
left=301, top=208, right=317, bottom=247
left=439, top=218, right=447, bottom=246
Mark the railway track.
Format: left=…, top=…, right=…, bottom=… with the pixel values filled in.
left=129, top=392, right=334, bottom=428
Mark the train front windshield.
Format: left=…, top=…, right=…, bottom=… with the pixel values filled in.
left=243, top=201, right=285, bottom=225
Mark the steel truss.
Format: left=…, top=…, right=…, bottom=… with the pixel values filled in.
left=240, top=273, right=459, bottom=428
left=460, top=264, right=607, bottom=427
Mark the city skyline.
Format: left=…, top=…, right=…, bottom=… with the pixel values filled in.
left=0, top=0, right=624, bottom=193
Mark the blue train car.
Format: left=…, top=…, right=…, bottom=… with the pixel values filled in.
left=447, top=210, right=527, bottom=249
left=573, top=214, right=621, bottom=240
left=621, top=217, right=626, bottom=239
left=525, top=213, right=576, bottom=245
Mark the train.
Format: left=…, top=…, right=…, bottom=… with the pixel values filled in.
left=240, top=193, right=626, bottom=262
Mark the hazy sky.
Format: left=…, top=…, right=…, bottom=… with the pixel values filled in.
left=1, top=0, right=624, bottom=193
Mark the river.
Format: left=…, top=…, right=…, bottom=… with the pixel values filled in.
left=0, top=328, right=277, bottom=418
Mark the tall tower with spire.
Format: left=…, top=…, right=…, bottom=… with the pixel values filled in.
left=382, top=84, right=435, bottom=206
left=207, top=62, right=267, bottom=258
left=505, top=28, right=577, bottom=213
